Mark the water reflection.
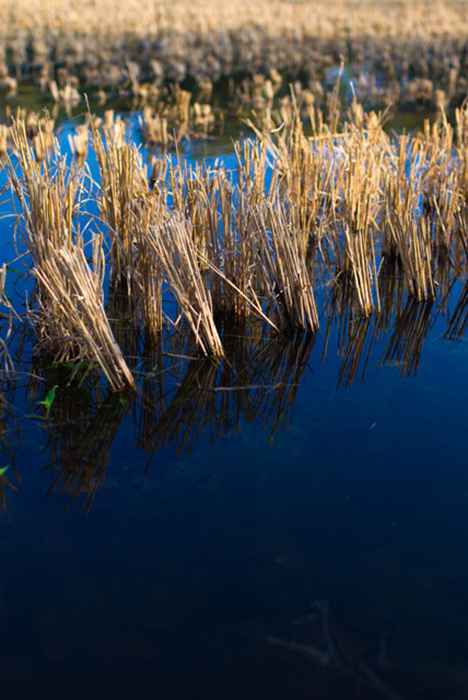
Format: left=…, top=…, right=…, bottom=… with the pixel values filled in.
left=46, top=386, right=131, bottom=510
left=381, top=300, right=434, bottom=377
left=15, top=279, right=459, bottom=511
left=445, top=282, right=468, bottom=340
left=321, top=259, right=467, bottom=387
left=139, top=330, right=315, bottom=456
left=39, top=330, right=316, bottom=509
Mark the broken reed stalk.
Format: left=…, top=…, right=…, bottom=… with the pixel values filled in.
left=256, top=201, right=319, bottom=333
left=385, top=211, right=435, bottom=302
left=340, top=223, right=379, bottom=316
left=93, top=118, right=166, bottom=339
left=92, top=119, right=148, bottom=284
left=247, top=107, right=335, bottom=254
left=147, top=215, right=224, bottom=358
left=163, top=157, right=275, bottom=329
left=8, top=120, right=79, bottom=263
left=384, top=139, right=435, bottom=302
left=338, top=127, right=384, bottom=316
left=33, top=237, right=135, bottom=391
left=131, top=194, right=165, bottom=341
left=189, top=162, right=271, bottom=324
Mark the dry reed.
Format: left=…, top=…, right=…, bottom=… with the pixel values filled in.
left=3, top=89, right=468, bottom=388
left=33, top=238, right=136, bottom=391
left=146, top=214, right=224, bottom=357
left=8, top=119, right=135, bottom=391
left=0, top=1, right=467, bottom=111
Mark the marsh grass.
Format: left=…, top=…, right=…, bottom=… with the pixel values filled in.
left=146, top=214, right=224, bottom=358
left=1, top=1, right=468, bottom=114
left=33, top=238, right=136, bottom=391
left=4, top=92, right=468, bottom=390
left=139, top=88, right=219, bottom=147
left=255, top=201, right=319, bottom=332
left=8, top=121, right=135, bottom=390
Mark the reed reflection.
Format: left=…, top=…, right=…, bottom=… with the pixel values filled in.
left=46, top=383, right=131, bottom=510
left=38, top=286, right=465, bottom=510
left=445, top=282, right=467, bottom=341
left=138, top=329, right=315, bottom=456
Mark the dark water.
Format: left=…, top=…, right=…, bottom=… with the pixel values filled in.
left=0, top=107, right=467, bottom=699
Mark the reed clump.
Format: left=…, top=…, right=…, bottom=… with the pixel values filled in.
left=3, top=90, right=468, bottom=389
left=92, top=118, right=147, bottom=281
left=139, top=88, right=220, bottom=148
left=255, top=201, right=319, bottom=333
left=8, top=120, right=135, bottom=391
left=146, top=214, right=224, bottom=358
left=92, top=118, right=166, bottom=342
left=33, top=238, right=136, bottom=391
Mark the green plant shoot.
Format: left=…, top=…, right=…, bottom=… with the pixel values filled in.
left=38, top=385, right=59, bottom=419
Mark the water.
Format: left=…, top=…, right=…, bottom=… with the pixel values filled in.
left=0, top=105, right=467, bottom=698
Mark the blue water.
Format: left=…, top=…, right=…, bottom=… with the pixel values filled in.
left=0, top=115, right=467, bottom=698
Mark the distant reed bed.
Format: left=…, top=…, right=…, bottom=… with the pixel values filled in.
left=0, top=1, right=467, bottom=109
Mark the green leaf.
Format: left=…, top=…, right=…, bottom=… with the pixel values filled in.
left=38, top=385, right=59, bottom=418
left=0, top=466, right=9, bottom=476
